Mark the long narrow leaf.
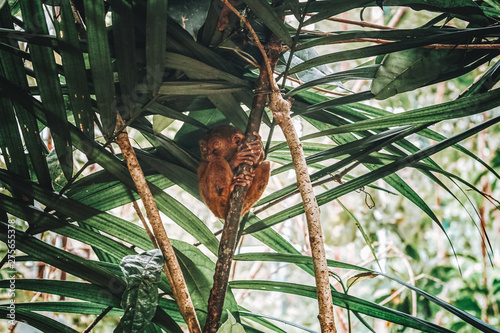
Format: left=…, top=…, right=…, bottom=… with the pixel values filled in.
left=20, top=0, right=73, bottom=179
left=286, top=65, right=380, bottom=97
left=0, top=84, right=220, bottom=252
left=56, top=0, right=94, bottom=137
left=303, top=0, right=375, bottom=26
left=300, top=88, right=500, bottom=133
left=0, top=96, right=29, bottom=179
left=234, top=253, right=500, bottom=332
left=84, top=0, right=116, bottom=137
left=230, top=280, right=452, bottom=333
left=0, top=224, right=126, bottom=292
left=146, top=0, right=168, bottom=95
left=0, top=7, right=51, bottom=187
left=0, top=308, right=79, bottom=333
left=246, top=116, right=500, bottom=234
left=290, top=26, right=500, bottom=75
left=112, top=0, right=138, bottom=107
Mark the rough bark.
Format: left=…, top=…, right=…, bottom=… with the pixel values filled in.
left=115, top=114, right=202, bottom=333
left=269, top=90, right=337, bottom=332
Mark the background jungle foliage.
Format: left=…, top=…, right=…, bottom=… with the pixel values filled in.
left=0, top=0, right=499, bottom=332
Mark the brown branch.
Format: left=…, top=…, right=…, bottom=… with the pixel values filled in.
left=305, top=13, right=396, bottom=30
left=114, top=114, right=202, bottom=333
left=326, top=38, right=500, bottom=49
left=132, top=200, right=159, bottom=248
left=301, top=30, right=500, bottom=49
left=387, top=7, right=408, bottom=28
left=423, top=43, right=500, bottom=49
left=7, top=322, right=18, bottom=333
left=269, top=91, right=337, bottom=332
left=276, top=70, right=349, bottom=96
left=202, top=32, right=282, bottom=333
left=214, top=2, right=338, bottom=331
left=83, top=306, right=113, bottom=333
left=220, top=0, right=278, bottom=92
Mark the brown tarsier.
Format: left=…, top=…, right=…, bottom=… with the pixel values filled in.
left=198, top=125, right=270, bottom=219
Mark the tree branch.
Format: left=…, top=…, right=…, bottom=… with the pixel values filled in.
left=114, top=114, right=202, bottom=333
left=202, top=30, right=282, bottom=333
left=205, top=2, right=337, bottom=332
left=219, top=0, right=278, bottom=91
left=269, top=90, right=337, bottom=332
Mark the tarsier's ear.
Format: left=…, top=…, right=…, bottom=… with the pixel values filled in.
left=199, top=139, right=208, bottom=158
left=199, top=139, right=208, bottom=150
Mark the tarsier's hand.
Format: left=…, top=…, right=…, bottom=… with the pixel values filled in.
left=229, top=132, right=264, bottom=169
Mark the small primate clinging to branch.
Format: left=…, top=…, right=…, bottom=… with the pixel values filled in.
left=198, top=125, right=270, bottom=218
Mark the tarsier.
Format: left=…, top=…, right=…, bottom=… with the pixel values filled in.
left=198, top=125, right=270, bottom=219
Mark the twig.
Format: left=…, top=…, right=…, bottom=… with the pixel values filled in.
left=115, top=113, right=202, bottom=333
left=423, top=43, right=500, bottom=49
left=83, top=306, right=113, bottom=333
left=304, top=14, right=395, bottom=30
left=387, top=7, right=408, bottom=28
left=277, top=71, right=348, bottom=96
left=300, top=29, right=500, bottom=49
left=7, top=322, right=18, bottom=333
left=132, top=199, right=159, bottom=248
left=220, top=0, right=278, bottom=91
left=280, top=0, right=314, bottom=89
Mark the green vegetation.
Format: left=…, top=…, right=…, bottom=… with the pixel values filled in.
left=0, top=0, right=499, bottom=332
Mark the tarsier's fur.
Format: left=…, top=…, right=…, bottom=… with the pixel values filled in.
left=198, top=125, right=270, bottom=218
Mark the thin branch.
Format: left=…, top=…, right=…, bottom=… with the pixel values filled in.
left=301, top=29, right=500, bottom=49
left=220, top=0, right=278, bottom=91
left=424, top=43, right=500, bottom=49
left=83, top=306, right=113, bottom=333
left=387, top=7, right=408, bottom=28
left=7, top=322, right=18, bottom=333
left=132, top=199, right=159, bottom=248
left=305, top=13, right=396, bottom=30
left=280, top=0, right=314, bottom=89
left=115, top=114, right=201, bottom=333
left=276, top=70, right=349, bottom=96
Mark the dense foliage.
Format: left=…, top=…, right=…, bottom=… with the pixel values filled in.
left=0, top=0, right=499, bottom=332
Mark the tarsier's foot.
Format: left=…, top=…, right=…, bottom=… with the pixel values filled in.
left=229, top=171, right=254, bottom=192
